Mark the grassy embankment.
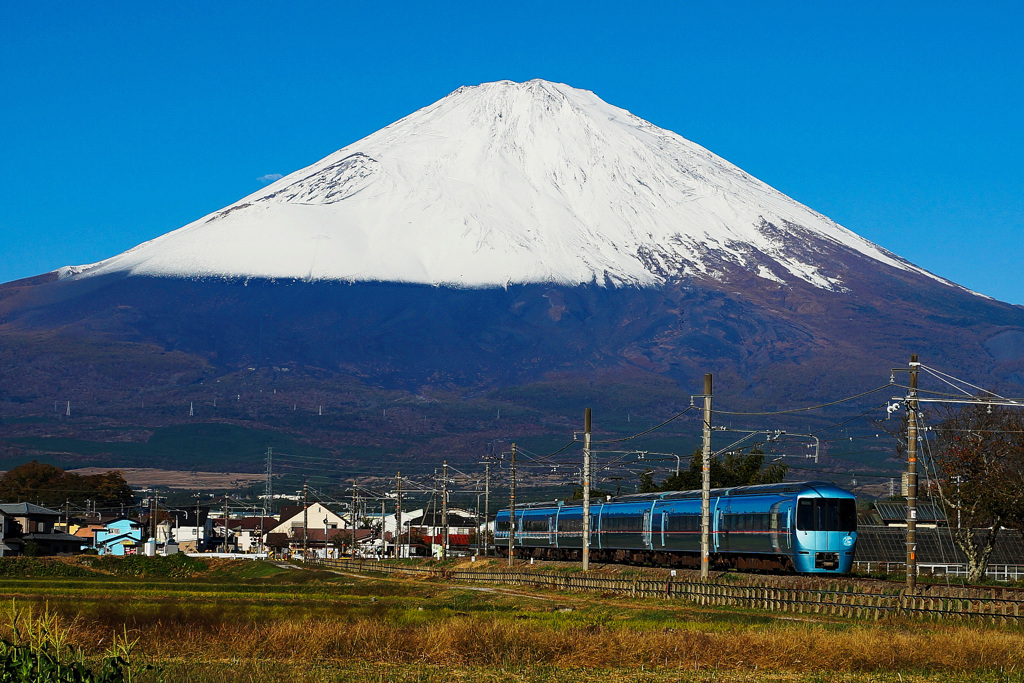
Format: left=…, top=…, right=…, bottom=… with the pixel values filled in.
left=0, top=555, right=1023, bottom=682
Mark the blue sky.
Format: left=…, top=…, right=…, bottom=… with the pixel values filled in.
left=2, top=3, right=1021, bottom=303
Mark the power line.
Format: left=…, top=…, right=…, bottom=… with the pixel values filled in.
left=715, top=383, right=893, bottom=416
left=920, top=363, right=1015, bottom=402
left=590, top=405, right=697, bottom=444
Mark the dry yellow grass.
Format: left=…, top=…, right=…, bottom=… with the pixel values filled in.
left=46, top=612, right=1023, bottom=676
left=4, top=561, right=1024, bottom=682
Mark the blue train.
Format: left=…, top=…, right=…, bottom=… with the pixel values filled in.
left=494, top=481, right=857, bottom=573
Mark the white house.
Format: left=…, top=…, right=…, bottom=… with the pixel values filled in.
left=267, top=503, right=348, bottom=537
left=163, top=507, right=213, bottom=552
left=229, top=516, right=278, bottom=553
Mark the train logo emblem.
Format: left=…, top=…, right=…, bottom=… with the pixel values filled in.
left=842, top=536, right=854, bottom=547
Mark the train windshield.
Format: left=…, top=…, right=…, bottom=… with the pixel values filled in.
left=796, top=499, right=857, bottom=532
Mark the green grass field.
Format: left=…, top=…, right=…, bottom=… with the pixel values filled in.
left=0, top=556, right=1023, bottom=682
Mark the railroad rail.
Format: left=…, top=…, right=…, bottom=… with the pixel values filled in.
left=310, top=557, right=1024, bottom=623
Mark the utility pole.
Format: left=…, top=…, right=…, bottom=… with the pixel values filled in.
left=152, top=493, right=161, bottom=547
left=265, top=446, right=273, bottom=515
left=351, top=480, right=359, bottom=559
left=396, top=472, right=403, bottom=559
left=484, top=459, right=491, bottom=556
left=380, top=499, right=386, bottom=560
left=195, top=495, right=201, bottom=552
left=222, top=497, right=228, bottom=553
left=906, top=354, right=920, bottom=593
left=302, top=483, right=309, bottom=560
left=475, top=483, right=482, bottom=556
left=582, top=408, right=592, bottom=571
left=508, top=443, right=516, bottom=567
left=701, top=373, right=713, bottom=580
left=441, top=461, right=449, bottom=561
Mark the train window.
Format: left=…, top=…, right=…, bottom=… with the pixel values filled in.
left=797, top=501, right=813, bottom=530
left=604, top=515, right=643, bottom=532
left=522, top=519, right=548, bottom=532
left=796, top=499, right=858, bottom=531
left=666, top=514, right=699, bottom=532
left=838, top=500, right=857, bottom=531
left=496, top=520, right=511, bottom=532
left=559, top=518, right=583, bottom=533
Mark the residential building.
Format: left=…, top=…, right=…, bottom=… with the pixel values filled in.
left=228, top=516, right=278, bottom=553
left=0, top=503, right=89, bottom=556
left=94, top=518, right=144, bottom=556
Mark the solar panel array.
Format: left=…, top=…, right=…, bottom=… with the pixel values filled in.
left=873, top=502, right=947, bottom=524
left=855, top=526, right=1024, bottom=564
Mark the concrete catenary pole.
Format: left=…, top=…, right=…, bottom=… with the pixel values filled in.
left=396, top=472, right=403, bottom=559
left=508, top=443, right=516, bottom=567
left=442, top=460, right=449, bottom=561
left=582, top=408, right=592, bottom=571
left=906, top=354, right=920, bottom=593
left=351, top=480, right=358, bottom=559
left=195, top=495, right=201, bottom=552
left=221, top=497, right=228, bottom=553
left=701, top=374, right=713, bottom=580
left=484, top=459, right=491, bottom=556
left=302, top=483, right=309, bottom=560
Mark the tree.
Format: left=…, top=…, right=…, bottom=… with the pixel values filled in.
left=568, top=485, right=613, bottom=500
left=329, top=530, right=347, bottom=556
left=638, top=469, right=658, bottom=493
left=0, top=461, right=67, bottom=505
left=657, top=447, right=788, bottom=492
left=930, top=401, right=1024, bottom=582
left=83, top=470, right=135, bottom=507
left=0, top=461, right=135, bottom=508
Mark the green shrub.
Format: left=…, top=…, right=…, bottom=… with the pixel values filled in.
left=0, top=559, right=94, bottom=579
left=88, top=553, right=207, bottom=578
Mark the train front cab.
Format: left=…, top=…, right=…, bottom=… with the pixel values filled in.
left=792, top=493, right=857, bottom=573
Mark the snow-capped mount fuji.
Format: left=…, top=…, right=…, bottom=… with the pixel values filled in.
left=3, top=80, right=1024, bottom=475
left=66, top=79, right=949, bottom=294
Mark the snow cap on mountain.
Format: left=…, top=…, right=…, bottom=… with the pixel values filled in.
left=67, top=79, right=946, bottom=291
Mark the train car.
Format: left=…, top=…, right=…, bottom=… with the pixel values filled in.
left=493, top=481, right=857, bottom=573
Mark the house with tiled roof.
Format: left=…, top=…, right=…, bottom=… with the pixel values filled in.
left=0, top=503, right=89, bottom=556
left=227, top=516, right=278, bottom=553
left=265, top=504, right=368, bottom=558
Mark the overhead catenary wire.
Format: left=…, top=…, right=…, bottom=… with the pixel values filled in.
left=589, top=405, right=697, bottom=444
left=714, top=383, right=893, bottom=416
left=920, top=364, right=1016, bottom=402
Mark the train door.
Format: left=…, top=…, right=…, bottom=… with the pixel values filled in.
left=769, top=501, right=791, bottom=552
left=660, top=511, right=667, bottom=547
left=717, top=503, right=730, bottom=552
left=642, top=510, right=652, bottom=548
left=548, top=516, right=555, bottom=545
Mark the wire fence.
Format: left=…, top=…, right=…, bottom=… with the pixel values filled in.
left=310, top=557, right=1024, bottom=623
left=852, top=561, right=1024, bottom=582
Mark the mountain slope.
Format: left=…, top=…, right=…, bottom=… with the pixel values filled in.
left=2, top=80, right=1022, bottom=479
